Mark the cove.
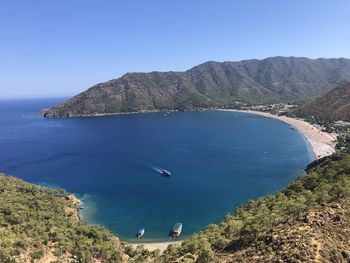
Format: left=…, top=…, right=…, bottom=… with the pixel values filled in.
left=0, top=98, right=313, bottom=242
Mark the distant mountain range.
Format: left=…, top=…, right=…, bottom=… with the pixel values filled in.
left=295, top=81, right=350, bottom=121
left=42, top=56, right=350, bottom=117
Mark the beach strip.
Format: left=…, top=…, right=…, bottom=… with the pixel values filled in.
left=129, top=241, right=182, bottom=252
left=221, top=109, right=336, bottom=159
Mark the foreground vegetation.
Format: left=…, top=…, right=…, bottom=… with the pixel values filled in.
left=2, top=136, right=350, bottom=262
left=0, top=175, right=123, bottom=262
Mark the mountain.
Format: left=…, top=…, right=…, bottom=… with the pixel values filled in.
left=41, top=56, right=350, bottom=117
left=294, top=81, right=350, bottom=121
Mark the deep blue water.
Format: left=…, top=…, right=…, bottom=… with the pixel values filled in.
left=0, top=98, right=313, bottom=242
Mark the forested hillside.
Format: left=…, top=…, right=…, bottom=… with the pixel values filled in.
left=42, top=57, right=350, bottom=117
left=295, top=81, right=350, bottom=122
left=0, top=174, right=124, bottom=263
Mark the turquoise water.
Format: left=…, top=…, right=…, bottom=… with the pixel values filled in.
left=0, top=98, right=313, bottom=242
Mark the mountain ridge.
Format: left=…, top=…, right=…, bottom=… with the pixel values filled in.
left=41, top=56, right=350, bottom=117
left=294, top=81, right=350, bottom=121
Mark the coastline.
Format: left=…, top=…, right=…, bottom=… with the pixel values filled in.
left=41, top=109, right=179, bottom=118
left=129, top=241, right=183, bottom=252
left=220, top=109, right=336, bottom=159
left=73, top=194, right=182, bottom=252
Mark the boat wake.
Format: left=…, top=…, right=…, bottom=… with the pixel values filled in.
left=144, top=163, right=171, bottom=177
left=151, top=166, right=164, bottom=174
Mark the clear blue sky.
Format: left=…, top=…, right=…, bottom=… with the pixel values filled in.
left=1, top=0, right=350, bottom=98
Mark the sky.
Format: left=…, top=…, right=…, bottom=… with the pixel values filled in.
left=1, top=0, right=350, bottom=98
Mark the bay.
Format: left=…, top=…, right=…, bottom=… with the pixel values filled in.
left=0, top=98, right=313, bottom=242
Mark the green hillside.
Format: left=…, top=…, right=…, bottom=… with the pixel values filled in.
left=0, top=174, right=124, bottom=263
left=41, top=57, right=350, bottom=117
left=294, top=81, right=350, bottom=122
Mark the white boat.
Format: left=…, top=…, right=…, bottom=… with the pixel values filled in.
left=171, top=223, right=182, bottom=238
left=137, top=228, right=145, bottom=238
left=161, top=169, right=171, bottom=176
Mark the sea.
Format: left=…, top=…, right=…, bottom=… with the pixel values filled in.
left=0, top=98, right=314, bottom=242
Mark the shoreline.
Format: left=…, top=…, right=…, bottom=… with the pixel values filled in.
left=41, top=109, right=179, bottom=118
left=129, top=240, right=183, bottom=252
left=74, top=195, right=183, bottom=252
left=41, top=107, right=219, bottom=118
left=220, top=109, right=336, bottom=159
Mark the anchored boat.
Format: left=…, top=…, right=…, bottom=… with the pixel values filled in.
left=137, top=228, right=145, bottom=238
left=171, top=223, right=182, bottom=238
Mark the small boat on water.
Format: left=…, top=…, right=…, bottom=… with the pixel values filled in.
left=161, top=169, right=171, bottom=176
left=171, top=223, right=182, bottom=238
left=137, top=228, right=145, bottom=238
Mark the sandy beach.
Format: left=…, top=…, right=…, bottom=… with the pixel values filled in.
left=221, top=109, right=336, bottom=159
left=129, top=241, right=182, bottom=251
